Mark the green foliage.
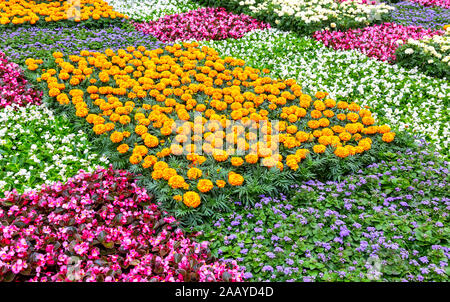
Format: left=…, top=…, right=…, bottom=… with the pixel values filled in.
left=396, top=34, right=450, bottom=79
left=197, top=143, right=450, bottom=281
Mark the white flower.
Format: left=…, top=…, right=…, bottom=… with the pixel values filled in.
left=404, top=48, right=414, bottom=55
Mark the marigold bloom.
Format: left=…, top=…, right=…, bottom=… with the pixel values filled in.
left=183, top=191, right=201, bottom=208
left=197, top=179, right=214, bottom=193
left=228, top=172, right=244, bottom=186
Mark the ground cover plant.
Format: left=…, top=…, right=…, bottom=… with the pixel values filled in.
left=105, top=0, right=202, bottom=21
left=0, top=24, right=165, bottom=65
left=396, top=26, right=450, bottom=78
left=388, top=1, right=450, bottom=29
left=408, top=0, right=450, bottom=9
left=0, top=167, right=245, bottom=282
left=197, top=143, right=450, bottom=282
left=0, top=105, right=109, bottom=197
left=132, top=7, right=270, bottom=42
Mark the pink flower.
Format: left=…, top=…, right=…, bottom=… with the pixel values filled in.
left=313, top=23, right=444, bottom=62
left=132, top=7, right=270, bottom=43
left=0, top=167, right=246, bottom=282
left=407, top=0, right=450, bottom=9
left=0, top=52, right=42, bottom=108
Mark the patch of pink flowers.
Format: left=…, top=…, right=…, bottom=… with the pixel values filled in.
left=0, top=52, right=42, bottom=109
left=313, top=22, right=444, bottom=62
left=132, top=7, right=270, bottom=42
left=337, top=0, right=378, bottom=4
left=0, top=167, right=246, bottom=282
left=408, top=0, right=450, bottom=9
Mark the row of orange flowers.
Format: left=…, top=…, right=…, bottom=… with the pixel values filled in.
left=0, top=0, right=127, bottom=25
left=27, top=42, right=396, bottom=209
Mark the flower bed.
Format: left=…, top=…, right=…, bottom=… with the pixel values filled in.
left=105, top=0, right=201, bottom=21
left=0, top=105, right=108, bottom=197
left=396, top=27, right=450, bottom=78
left=0, top=25, right=165, bottom=65
left=388, top=1, right=450, bottom=29
left=201, top=29, right=450, bottom=151
left=408, top=0, right=450, bottom=9
left=0, top=0, right=128, bottom=28
left=198, top=143, right=449, bottom=281
left=25, top=43, right=411, bottom=226
left=132, top=7, right=270, bottom=42
left=0, top=167, right=245, bottom=282
left=0, top=52, right=42, bottom=108
left=193, top=0, right=395, bottom=34
left=313, top=23, right=444, bottom=62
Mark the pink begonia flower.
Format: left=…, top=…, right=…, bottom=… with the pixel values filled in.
left=407, top=0, right=450, bottom=9
left=0, top=52, right=42, bottom=108
left=313, top=22, right=444, bottom=62
left=0, top=167, right=246, bottom=282
left=133, top=7, right=270, bottom=43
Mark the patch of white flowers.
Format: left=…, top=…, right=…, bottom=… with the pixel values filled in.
left=404, top=28, right=450, bottom=66
left=201, top=28, right=450, bottom=150
left=0, top=105, right=109, bottom=196
left=239, top=0, right=393, bottom=26
left=105, top=0, right=201, bottom=21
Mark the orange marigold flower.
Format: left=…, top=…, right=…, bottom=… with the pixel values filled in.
left=228, top=172, right=244, bottom=186
left=313, top=144, right=326, bottom=154
left=117, top=143, right=129, bottom=154
left=231, top=157, right=244, bottom=167
left=334, top=146, right=350, bottom=158
left=197, top=179, right=214, bottom=193
left=168, top=175, right=185, bottom=189
left=110, top=131, right=124, bottom=143
left=382, top=132, right=395, bottom=143
left=183, top=191, right=201, bottom=208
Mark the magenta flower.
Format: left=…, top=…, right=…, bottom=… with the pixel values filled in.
left=313, top=22, right=444, bottom=62
left=407, top=0, right=450, bottom=9
left=133, top=7, right=270, bottom=42
left=0, top=167, right=245, bottom=282
left=0, top=52, right=42, bottom=108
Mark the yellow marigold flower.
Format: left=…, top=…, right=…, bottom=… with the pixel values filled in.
left=313, top=144, right=326, bottom=154
left=187, top=167, right=202, bottom=180
left=183, top=191, right=201, bottom=208
left=129, top=154, right=142, bottom=165
left=334, top=146, right=350, bottom=158
left=197, top=179, right=214, bottom=193
left=378, top=125, right=391, bottom=134
left=216, top=180, right=226, bottom=188
left=117, top=144, right=129, bottom=154
left=110, top=131, right=124, bottom=143
left=173, top=195, right=182, bottom=202
left=135, top=125, right=147, bottom=135
left=228, top=172, right=244, bottom=186
left=231, top=157, right=244, bottom=167
left=168, top=175, right=185, bottom=189
left=362, top=116, right=375, bottom=126
left=382, top=132, right=395, bottom=143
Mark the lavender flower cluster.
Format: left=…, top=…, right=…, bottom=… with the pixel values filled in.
left=0, top=25, right=166, bottom=64
left=200, top=146, right=449, bottom=281
left=389, top=1, right=450, bottom=29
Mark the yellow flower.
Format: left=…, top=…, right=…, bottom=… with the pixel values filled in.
left=197, top=179, right=214, bottom=193
left=187, top=167, right=202, bottom=180
left=183, top=191, right=201, bottom=208
left=228, top=172, right=244, bottom=186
